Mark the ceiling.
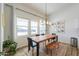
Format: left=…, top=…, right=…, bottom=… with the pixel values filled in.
left=8, top=3, right=79, bottom=17
left=22, top=3, right=77, bottom=16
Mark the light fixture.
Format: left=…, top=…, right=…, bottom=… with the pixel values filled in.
left=45, top=3, right=47, bottom=24
left=46, top=20, right=52, bottom=25
left=45, top=3, right=52, bottom=26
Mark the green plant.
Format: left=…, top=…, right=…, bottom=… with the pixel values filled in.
left=3, top=37, right=17, bottom=56
left=0, top=52, right=4, bottom=56
left=0, top=52, right=5, bottom=56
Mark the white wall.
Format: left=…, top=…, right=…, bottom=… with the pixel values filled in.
left=48, top=4, right=79, bottom=47
left=4, top=5, right=14, bottom=41
left=0, top=3, right=4, bottom=52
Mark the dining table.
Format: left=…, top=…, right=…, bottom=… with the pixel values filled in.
left=29, top=34, right=58, bottom=56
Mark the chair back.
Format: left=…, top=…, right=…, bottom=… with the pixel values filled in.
left=52, top=33, right=56, bottom=35
left=27, top=37, right=33, bottom=47
left=36, top=34, right=40, bottom=36
left=41, top=33, right=45, bottom=35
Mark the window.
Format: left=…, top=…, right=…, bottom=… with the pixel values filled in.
left=39, top=20, right=46, bottom=34
left=31, top=21, right=38, bottom=34
left=16, top=17, right=29, bottom=36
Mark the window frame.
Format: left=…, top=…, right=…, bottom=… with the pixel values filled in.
left=30, top=20, right=38, bottom=35
left=16, top=17, right=29, bottom=36
left=39, top=19, right=46, bottom=34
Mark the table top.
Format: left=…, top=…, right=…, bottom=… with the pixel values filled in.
left=30, top=34, right=57, bottom=43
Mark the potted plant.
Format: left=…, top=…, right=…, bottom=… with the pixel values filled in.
left=3, top=36, right=17, bottom=56
left=0, top=52, right=4, bottom=56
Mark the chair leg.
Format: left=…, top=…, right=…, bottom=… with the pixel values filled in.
left=45, top=40, right=48, bottom=47
left=48, top=40, right=50, bottom=42
left=46, top=48, right=48, bottom=54
left=51, top=39, right=54, bottom=42
left=45, top=41, right=46, bottom=46
left=51, top=50, right=52, bottom=56
left=47, top=48, right=50, bottom=55
left=76, top=48, right=78, bottom=56
left=32, top=48, right=34, bottom=56
left=28, top=44, right=30, bottom=52
left=43, top=42, right=44, bottom=47
left=51, top=48, right=56, bottom=56
left=55, top=49, right=57, bottom=56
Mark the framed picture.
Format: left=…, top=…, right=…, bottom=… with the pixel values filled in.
left=52, top=20, right=65, bottom=33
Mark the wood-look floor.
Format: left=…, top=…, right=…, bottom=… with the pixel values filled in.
left=14, top=42, right=79, bottom=56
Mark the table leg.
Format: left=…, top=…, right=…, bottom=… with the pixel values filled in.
left=37, top=43, right=39, bottom=56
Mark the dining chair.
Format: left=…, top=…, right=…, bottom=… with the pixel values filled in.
left=46, top=42, right=61, bottom=56
left=51, top=33, right=58, bottom=42
left=70, top=37, right=78, bottom=55
left=52, top=33, right=56, bottom=35
left=48, top=33, right=57, bottom=43
left=70, top=37, right=78, bottom=48
left=41, top=33, right=47, bottom=47
left=41, top=33, right=45, bottom=35
left=27, top=37, right=37, bottom=55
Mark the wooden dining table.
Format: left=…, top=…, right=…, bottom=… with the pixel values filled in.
left=29, top=34, right=58, bottom=56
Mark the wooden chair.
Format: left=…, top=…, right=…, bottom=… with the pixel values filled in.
left=51, top=33, right=57, bottom=42
left=46, top=42, right=60, bottom=56
left=48, top=33, right=57, bottom=43
left=27, top=37, right=37, bottom=55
